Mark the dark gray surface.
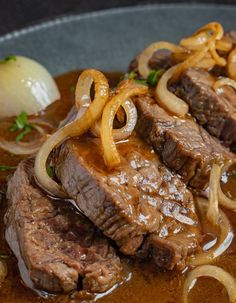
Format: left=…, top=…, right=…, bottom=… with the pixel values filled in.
left=0, top=4, right=235, bottom=75
left=0, top=0, right=235, bottom=36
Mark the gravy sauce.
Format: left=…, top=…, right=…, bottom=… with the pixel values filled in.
left=0, top=71, right=236, bottom=303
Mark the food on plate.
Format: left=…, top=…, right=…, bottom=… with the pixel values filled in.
left=1, top=22, right=236, bottom=303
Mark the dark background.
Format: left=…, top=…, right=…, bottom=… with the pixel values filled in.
left=0, top=0, right=235, bottom=35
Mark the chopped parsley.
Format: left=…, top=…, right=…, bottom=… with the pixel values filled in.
left=46, top=165, right=54, bottom=178
left=0, top=254, right=10, bottom=260
left=123, top=71, right=137, bottom=80
left=147, top=69, right=164, bottom=86
left=0, top=55, right=16, bottom=63
left=69, top=85, right=75, bottom=92
left=122, top=69, right=163, bottom=87
left=9, top=112, right=34, bottom=142
left=0, top=165, right=17, bottom=172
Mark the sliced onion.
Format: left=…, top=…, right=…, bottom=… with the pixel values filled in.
left=180, top=31, right=209, bottom=50
left=0, top=260, right=7, bottom=283
left=155, top=65, right=189, bottom=117
left=207, top=164, right=221, bottom=226
left=195, top=56, right=216, bottom=70
left=101, top=81, right=148, bottom=168
left=0, top=56, right=60, bottom=118
left=218, top=161, right=236, bottom=210
left=183, top=265, right=236, bottom=303
left=209, top=44, right=227, bottom=66
left=0, top=122, right=49, bottom=155
left=138, top=41, right=183, bottom=78
left=216, top=38, right=233, bottom=52
left=92, top=99, right=137, bottom=141
left=35, top=69, right=109, bottom=197
left=214, top=77, right=236, bottom=94
left=189, top=197, right=233, bottom=266
left=227, top=48, right=236, bottom=80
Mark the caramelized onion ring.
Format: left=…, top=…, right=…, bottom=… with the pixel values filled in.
left=155, top=65, right=189, bottom=117
left=92, top=99, right=137, bottom=141
left=183, top=265, right=236, bottom=303
left=180, top=31, right=209, bottom=50
left=214, top=77, right=236, bottom=94
left=0, top=125, right=48, bottom=155
left=218, top=161, right=236, bottom=210
left=101, top=81, right=148, bottom=168
left=216, top=38, right=233, bottom=52
left=35, top=69, right=109, bottom=197
left=227, top=48, right=236, bottom=80
left=207, top=163, right=221, bottom=226
left=189, top=197, right=233, bottom=266
left=138, top=41, right=183, bottom=78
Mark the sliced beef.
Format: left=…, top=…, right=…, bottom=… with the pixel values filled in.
left=5, top=159, right=122, bottom=294
left=55, top=135, right=201, bottom=270
left=176, top=68, right=236, bottom=150
left=135, top=95, right=233, bottom=190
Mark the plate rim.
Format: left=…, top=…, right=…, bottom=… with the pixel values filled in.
left=0, top=2, right=235, bottom=43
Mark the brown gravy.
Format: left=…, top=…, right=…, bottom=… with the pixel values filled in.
left=0, top=71, right=236, bottom=303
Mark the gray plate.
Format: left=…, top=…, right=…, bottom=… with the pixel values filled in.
left=0, top=4, right=236, bottom=75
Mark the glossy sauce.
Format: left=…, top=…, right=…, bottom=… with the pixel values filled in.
left=0, top=71, right=236, bottom=303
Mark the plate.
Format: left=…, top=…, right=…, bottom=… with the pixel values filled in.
left=0, top=4, right=236, bottom=75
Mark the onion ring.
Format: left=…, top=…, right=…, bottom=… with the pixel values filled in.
left=183, top=265, right=236, bottom=303
left=35, top=69, right=109, bottom=197
left=189, top=197, right=233, bottom=266
left=0, top=124, right=48, bottom=155
left=216, top=38, right=233, bottom=52
left=214, top=77, right=236, bottom=94
left=180, top=31, right=209, bottom=50
left=101, top=81, right=148, bottom=168
left=92, top=99, right=138, bottom=141
left=207, top=163, right=221, bottom=226
left=227, top=48, right=236, bottom=80
left=155, top=64, right=189, bottom=117
left=138, top=41, right=184, bottom=78
left=218, top=160, right=236, bottom=210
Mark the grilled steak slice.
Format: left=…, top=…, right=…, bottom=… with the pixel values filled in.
left=55, top=135, right=201, bottom=270
left=175, top=68, right=236, bottom=150
left=5, top=159, right=122, bottom=294
left=135, top=95, right=233, bottom=190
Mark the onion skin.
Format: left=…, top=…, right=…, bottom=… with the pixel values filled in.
left=183, top=265, right=236, bottom=303
left=34, top=69, right=109, bottom=197
left=0, top=56, right=60, bottom=118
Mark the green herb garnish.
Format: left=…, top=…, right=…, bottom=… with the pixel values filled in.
left=147, top=69, right=164, bottom=86
left=9, top=112, right=34, bottom=142
left=46, top=165, right=54, bottom=178
left=69, top=85, right=75, bottom=92
left=123, top=71, right=137, bottom=80
left=0, top=254, right=10, bottom=260
left=0, top=55, right=17, bottom=63
left=0, top=165, right=17, bottom=171
left=135, top=79, right=148, bottom=86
